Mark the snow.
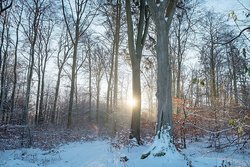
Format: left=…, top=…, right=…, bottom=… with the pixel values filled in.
left=165, top=17, right=168, bottom=22
left=0, top=138, right=249, bottom=167
left=0, top=140, right=187, bottom=167
left=182, top=139, right=250, bottom=167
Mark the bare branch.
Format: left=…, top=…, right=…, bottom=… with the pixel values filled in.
left=215, top=26, right=250, bottom=45
left=61, top=0, right=74, bottom=44
left=0, top=0, right=13, bottom=14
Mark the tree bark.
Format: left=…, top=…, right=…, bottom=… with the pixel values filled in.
left=0, top=14, right=10, bottom=123
left=125, top=0, right=149, bottom=144
left=88, top=41, right=92, bottom=120
left=113, top=0, right=121, bottom=109
left=147, top=0, right=177, bottom=138
left=10, top=6, right=23, bottom=123
left=51, top=32, right=71, bottom=124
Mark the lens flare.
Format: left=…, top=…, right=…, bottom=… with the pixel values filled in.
left=128, top=98, right=137, bottom=107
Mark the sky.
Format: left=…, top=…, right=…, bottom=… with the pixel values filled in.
left=205, top=0, right=250, bottom=13
left=184, top=0, right=250, bottom=70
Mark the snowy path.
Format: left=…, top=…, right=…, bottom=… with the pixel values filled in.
left=0, top=140, right=249, bottom=167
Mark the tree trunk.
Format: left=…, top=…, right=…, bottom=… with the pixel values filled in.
left=10, top=8, right=22, bottom=123
left=67, top=39, right=78, bottom=128
left=51, top=33, right=70, bottom=124
left=155, top=21, right=173, bottom=135
left=0, top=14, right=7, bottom=122
left=125, top=0, right=149, bottom=144
left=176, top=21, right=182, bottom=114
left=113, top=0, right=121, bottom=109
left=52, top=67, right=63, bottom=124
left=130, top=60, right=142, bottom=143
left=0, top=21, right=9, bottom=123
left=88, top=42, right=92, bottom=120
left=35, top=70, right=41, bottom=124
left=23, top=1, right=41, bottom=124
left=61, top=0, right=93, bottom=128
left=106, top=40, right=115, bottom=113
left=96, top=77, right=101, bottom=124
left=230, top=46, right=238, bottom=105
left=242, top=48, right=248, bottom=107
left=147, top=0, right=177, bottom=138
left=38, top=59, right=48, bottom=124
left=210, top=42, right=217, bottom=107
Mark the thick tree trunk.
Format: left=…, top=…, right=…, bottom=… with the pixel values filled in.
left=155, top=21, right=173, bottom=136
left=125, top=0, right=148, bottom=144
left=130, top=60, right=142, bottom=143
left=147, top=0, right=177, bottom=138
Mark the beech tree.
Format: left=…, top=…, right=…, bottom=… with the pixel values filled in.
left=0, top=9, right=10, bottom=123
left=125, top=0, right=149, bottom=144
left=61, top=0, right=97, bottom=128
left=35, top=18, right=54, bottom=124
left=198, top=11, right=226, bottom=107
left=51, top=29, right=72, bottom=124
left=10, top=3, right=23, bottom=123
left=147, top=0, right=177, bottom=137
left=21, top=0, right=44, bottom=124
left=170, top=0, right=198, bottom=113
left=100, top=0, right=123, bottom=116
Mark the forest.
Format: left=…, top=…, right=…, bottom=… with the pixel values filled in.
left=0, top=0, right=250, bottom=166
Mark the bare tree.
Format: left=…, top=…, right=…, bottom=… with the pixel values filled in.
left=0, top=10, right=10, bottom=123
left=147, top=0, right=177, bottom=137
left=61, top=0, right=97, bottom=128
left=87, top=37, right=92, bottom=119
left=10, top=3, right=24, bottom=123
left=113, top=0, right=121, bottom=111
left=170, top=0, right=197, bottom=113
left=21, top=0, right=45, bottom=125
left=100, top=1, right=123, bottom=116
left=125, top=0, right=149, bottom=144
left=37, top=18, right=54, bottom=124
left=92, top=44, right=105, bottom=124
left=198, top=11, right=226, bottom=107
left=51, top=29, right=72, bottom=124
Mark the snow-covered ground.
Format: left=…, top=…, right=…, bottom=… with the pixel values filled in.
left=0, top=138, right=249, bottom=167
left=182, top=139, right=250, bottom=167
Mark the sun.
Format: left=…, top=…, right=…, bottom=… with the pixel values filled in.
left=128, top=97, right=137, bottom=108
